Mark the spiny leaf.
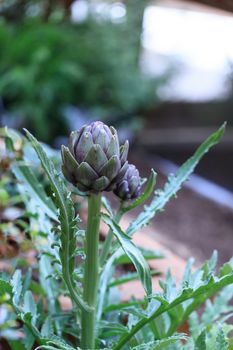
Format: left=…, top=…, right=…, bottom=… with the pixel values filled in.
left=127, top=124, right=226, bottom=236
left=35, top=336, right=78, bottom=350
left=202, top=285, right=233, bottom=326
left=102, top=213, right=152, bottom=296
left=130, top=334, right=189, bottom=349
left=216, top=327, right=228, bottom=350
left=24, top=129, right=90, bottom=312
left=113, top=256, right=233, bottom=350
left=23, top=291, right=37, bottom=326
left=41, top=316, right=53, bottom=338
left=21, top=269, right=32, bottom=298
left=219, top=258, right=233, bottom=277
left=5, top=127, right=57, bottom=220
left=12, top=164, right=57, bottom=221
left=11, top=269, right=23, bottom=307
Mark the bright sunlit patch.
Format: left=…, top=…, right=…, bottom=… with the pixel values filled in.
left=109, top=3, right=126, bottom=22
left=142, top=5, right=233, bottom=100
left=71, top=0, right=89, bottom=22
left=143, top=6, right=233, bottom=71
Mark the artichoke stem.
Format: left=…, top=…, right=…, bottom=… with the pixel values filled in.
left=81, top=192, right=102, bottom=350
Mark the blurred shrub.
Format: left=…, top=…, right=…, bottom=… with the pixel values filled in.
left=0, top=1, right=167, bottom=143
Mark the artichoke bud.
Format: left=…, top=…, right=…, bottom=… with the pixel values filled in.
left=114, top=164, right=141, bottom=201
left=61, top=121, right=129, bottom=193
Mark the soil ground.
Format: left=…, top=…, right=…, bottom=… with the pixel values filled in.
left=130, top=149, right=233, bottom=266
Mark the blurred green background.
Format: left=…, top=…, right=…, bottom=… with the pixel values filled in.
left=0, top=0, right=233, bottom=190
left=0, top=0, right=170, bottom=144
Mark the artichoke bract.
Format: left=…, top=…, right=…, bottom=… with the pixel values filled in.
left=61, top=121, right=129, bottom=192
left=114, top=164, right=141, bottom=201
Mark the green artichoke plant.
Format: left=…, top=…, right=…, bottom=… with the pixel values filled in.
left=114, top=163, right=141, bottom=200
left=61, top=121, right=129, bottom=192
left=3, top=123, right=229, bottom=350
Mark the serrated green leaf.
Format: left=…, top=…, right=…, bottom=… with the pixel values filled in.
left=160, top=270, right=178, bottom=303
left=41, top=316, right=53, bottom=338
left=219, top=258, right=233, bottom=277
left=201, top=251, right=218, bottom=281
left=216, top=327, right=228, bottom=350
left=127, top=124, right=225, bottom=236
left=102, top=213, right=152, bottom=296
left=23, top=291, right=37, bottom=326
left=202, top=285, right=233, bottom=326
left=131, top=334, right=189, bottom=349
left=12, top=165, right=57, bottom=221
left=22, top=268, right=32, bottom=297
left=11, top=269, right=23, bottom=307
left=113, top=257, right=233, bottom=350
left=24, top=129, right=90, bottom=313
left=182, top=258, right=195, bottom=287
left=35, top=337, right=78, bottom=350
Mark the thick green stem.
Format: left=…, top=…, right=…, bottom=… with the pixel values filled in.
left=100, top=209, right=123, bottom=267
left=81, top=193, right=102, bottom=350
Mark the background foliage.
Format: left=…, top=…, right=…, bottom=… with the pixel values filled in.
left=0, top=0, right=168, bottom=143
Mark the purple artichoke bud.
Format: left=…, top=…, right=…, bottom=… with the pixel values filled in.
left=61, top=121, right=129, bottom=193
left=114, top=164, right=141, bottom=201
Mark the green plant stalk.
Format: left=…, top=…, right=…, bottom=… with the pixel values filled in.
left=100, top=208, right=123, bottom=267
left=81, top=192, right=102, bottom=350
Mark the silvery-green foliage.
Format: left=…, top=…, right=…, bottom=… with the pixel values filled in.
left=2, top=123, right=233, bottom=350
left=110, top=253, right=233, bottom=350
